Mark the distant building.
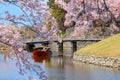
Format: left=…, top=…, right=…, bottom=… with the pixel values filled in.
left=19, top=27, right=38, bottom=39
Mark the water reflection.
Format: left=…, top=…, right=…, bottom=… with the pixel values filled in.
left=0, top=52, right=120, bottom=80
left=32, top=55, right=50, bottom=63
left=0, top=54, right=28, bottom=80
left=42, top=56, right=91, bottom=80
left=41, top=56, right=120, bottom=80
left=4, top=53, right=9, bottom=62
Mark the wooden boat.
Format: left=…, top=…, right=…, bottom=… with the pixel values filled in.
left=32, top=46, right=52, bottom=56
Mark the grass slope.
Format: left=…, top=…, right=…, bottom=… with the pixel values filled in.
left=75, top=33, right=120, bottom=57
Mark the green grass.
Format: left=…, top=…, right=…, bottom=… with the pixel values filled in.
left=75, top=33, right=120, bottom=57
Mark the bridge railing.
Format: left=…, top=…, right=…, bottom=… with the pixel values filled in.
left=22, top=36, right=107, bottom=43
left=62, top=36, right=105, bottom=41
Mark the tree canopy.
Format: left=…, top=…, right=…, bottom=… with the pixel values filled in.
left=55, top=0, right=120, bottom=36
left=47, top=0, right=67, bottom=31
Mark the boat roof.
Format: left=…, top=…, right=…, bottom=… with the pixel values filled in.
left=33, top=46, right=50, bottom=51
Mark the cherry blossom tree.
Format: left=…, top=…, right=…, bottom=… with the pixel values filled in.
left=0, top=24, right=48, bottom=80
left=0, top=0, right=60, bottom=80
left=55, top=0, right=120, bottom=36
left=0, top=0, right=120, bottom=79
left=0, top=0, right=60, bottom=41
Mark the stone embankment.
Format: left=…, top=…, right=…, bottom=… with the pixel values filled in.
left=73, top=54, right=120, bottom=69
left=0, top=44, right=10, bottom=53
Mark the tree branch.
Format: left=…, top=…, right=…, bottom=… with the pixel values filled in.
left=103, top=0, right=116, bottom=21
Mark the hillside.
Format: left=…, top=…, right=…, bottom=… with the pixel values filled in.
left=75, top=33, right=120, bottom=57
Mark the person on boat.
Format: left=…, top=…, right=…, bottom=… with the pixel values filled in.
left=46, top=48, right=52, bottom=56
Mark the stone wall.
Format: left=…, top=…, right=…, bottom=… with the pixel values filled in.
left=73, top=54, right=120, bottom=69
left=0, top=44, right=10, bottom=53
left=77, top=42, right=95, bottom=50
left=50, top=42, right=73, bottom=56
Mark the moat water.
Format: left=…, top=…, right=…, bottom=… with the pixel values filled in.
left=0, top=51, right=120, bottom=80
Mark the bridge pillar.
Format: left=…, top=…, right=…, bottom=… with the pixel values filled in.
left=71, top=41, right=77, bottom=53
left=58, top=42, right=63, bottom=54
